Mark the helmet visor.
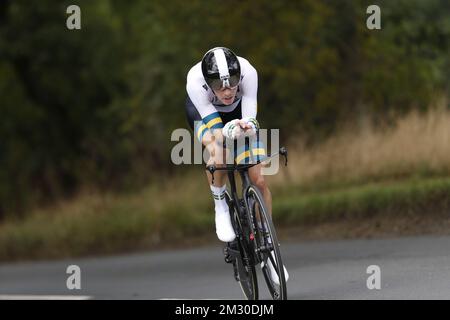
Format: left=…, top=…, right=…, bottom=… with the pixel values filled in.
left=208, top=74, right=240, bottom=91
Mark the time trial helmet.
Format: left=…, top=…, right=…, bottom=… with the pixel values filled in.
left=201, top=47, right=241, bottom=91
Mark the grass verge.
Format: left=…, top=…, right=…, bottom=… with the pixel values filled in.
left=1, top=175, right=450, bottom=262
left=274, top=176, right=450, bottom=224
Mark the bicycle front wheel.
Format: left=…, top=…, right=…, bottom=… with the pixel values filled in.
left=246, top=186, right=287, bottom=300
left=225, top=190, right=258, bottom=300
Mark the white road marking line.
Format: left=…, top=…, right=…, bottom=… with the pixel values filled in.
left=159, top=298, right=231, bottom=300
left=0, top=295, right=92, bottom=300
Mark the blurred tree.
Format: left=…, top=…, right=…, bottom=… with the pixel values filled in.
left=0, top=0, right=448, bottom=217
left=0, top=0, right=128, bottom=216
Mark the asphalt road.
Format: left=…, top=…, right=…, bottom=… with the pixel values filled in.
left=1, top=235, right=450, bottom=300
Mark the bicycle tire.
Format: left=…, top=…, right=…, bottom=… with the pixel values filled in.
left=225, top=190, right=259, bottom=300
left=245, top=185, right=288, bottom=300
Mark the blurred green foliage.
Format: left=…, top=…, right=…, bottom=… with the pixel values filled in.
left=0, top=0, right=449, bottom=216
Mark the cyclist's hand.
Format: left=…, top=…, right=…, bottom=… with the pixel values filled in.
left=223, top=119, right=244, bottom=139
left=237, top=119, right=252, bottom=131
left=240, top=117, right=259, bottom=137
left=223, top=118, right=259, bottom=139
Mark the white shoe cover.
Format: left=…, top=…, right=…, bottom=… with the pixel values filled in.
left=215, top=210, right=236, bottom=242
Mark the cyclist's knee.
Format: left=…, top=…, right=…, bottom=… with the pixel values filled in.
left=254, top=175, right=267, bottom=191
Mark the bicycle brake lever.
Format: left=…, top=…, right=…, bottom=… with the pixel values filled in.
left=279, top=147, right=288, bottom=166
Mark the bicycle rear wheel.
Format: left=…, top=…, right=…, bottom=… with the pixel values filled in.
left=246, top=186, right=287, bottom=300
left=225, top=191, right=258, bottom=300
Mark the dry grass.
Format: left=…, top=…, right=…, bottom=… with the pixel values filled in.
left=269, top=104, right=450, bottom=188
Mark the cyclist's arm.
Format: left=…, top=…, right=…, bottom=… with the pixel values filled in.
left=187, top=70, right=225, bottom=144
left=239, top=58, right=258, bottom=119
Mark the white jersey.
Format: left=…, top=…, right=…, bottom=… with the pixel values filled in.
left=186, top=57, right=258, bottom=122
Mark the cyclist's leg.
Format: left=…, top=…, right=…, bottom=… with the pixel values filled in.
left=248, top=163, right=272, bottom=217
left=185, top=97, right=234, bottom=241
left=201, top=132, right=235, bottom=241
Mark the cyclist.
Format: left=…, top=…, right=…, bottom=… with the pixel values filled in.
left=185, top=47, right=288, bottom=284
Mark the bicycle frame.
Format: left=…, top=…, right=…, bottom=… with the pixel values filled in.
left=227, top=169, right=250, bottom=216
left=208, top=146, right=288, bottom=300
left=227, top=169, right=258, bottom=264
left=208, top=147, right=288, bottom=265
